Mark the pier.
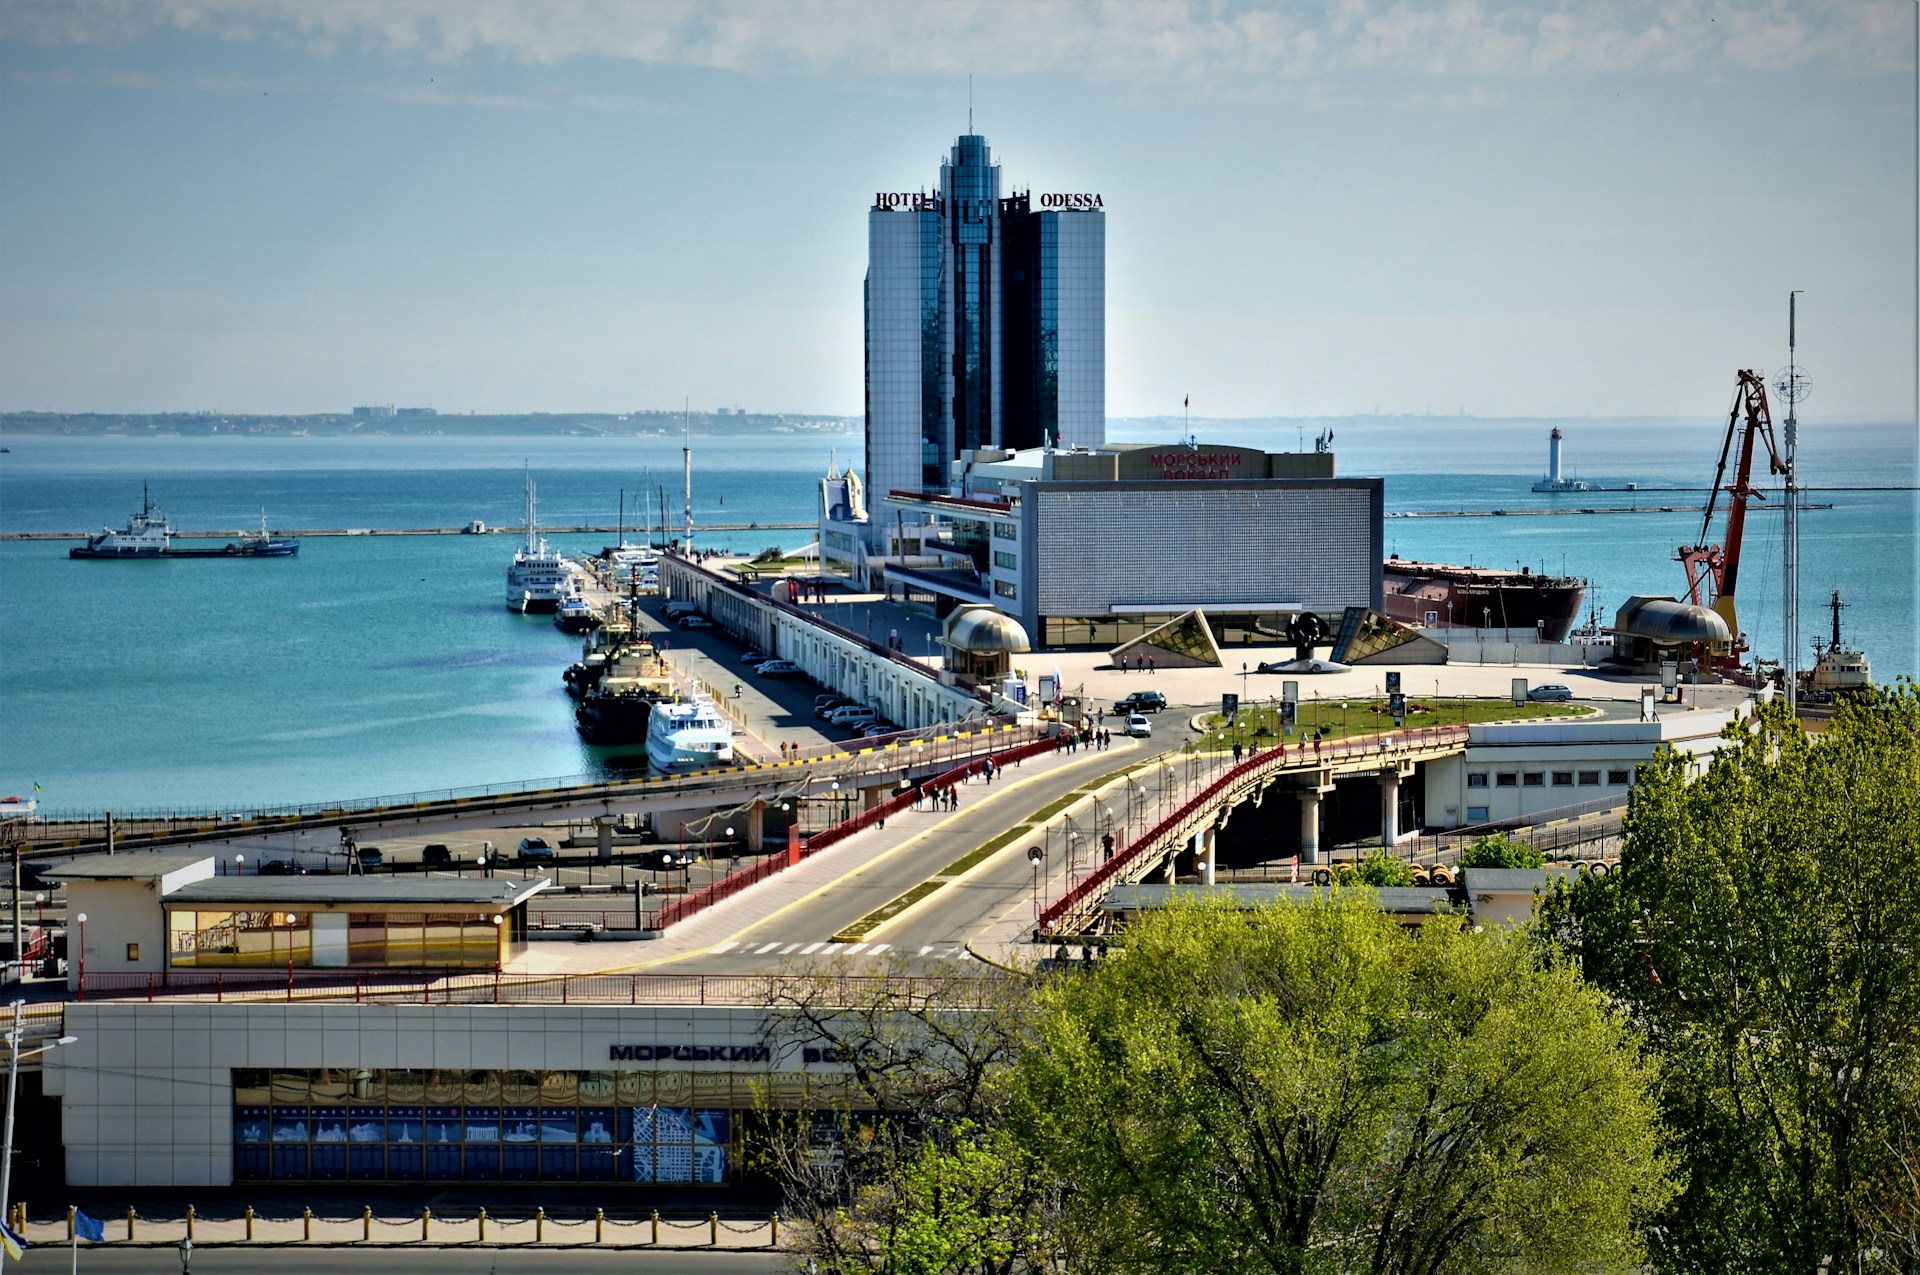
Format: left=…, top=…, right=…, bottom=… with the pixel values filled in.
left=0, top=522, right=814, bottom=541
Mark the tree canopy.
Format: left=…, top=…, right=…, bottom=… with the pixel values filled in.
left=1539, top=682, right=1920, bottom=1274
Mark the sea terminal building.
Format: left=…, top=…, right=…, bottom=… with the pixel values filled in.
left=832, top=441, right=1384, bottom=649
left=41, top=853, right=879, bottom=1191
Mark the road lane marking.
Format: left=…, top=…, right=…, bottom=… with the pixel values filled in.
left=779, top=943, right=800, bottom=954
left=800, top=941, right=825, bottom=954
left=711, top=941, right=738, bottom=953
left=840, top=942, right=869, bottom=955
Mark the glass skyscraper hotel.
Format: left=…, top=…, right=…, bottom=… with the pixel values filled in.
left=859, top=134, right=1105, bottom=560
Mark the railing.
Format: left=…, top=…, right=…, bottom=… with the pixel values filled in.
left=74, top=968, right=1001, bottom=1008
left=1038, top=724, right=1471, bottom=933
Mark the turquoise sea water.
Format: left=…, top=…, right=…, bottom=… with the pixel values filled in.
left=0, top=424, right=1911, bottom=815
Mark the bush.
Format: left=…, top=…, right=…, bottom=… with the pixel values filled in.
left=1459, top=833, right=1544, bottom=870
left=1354, top=850, right=1416, bottom=887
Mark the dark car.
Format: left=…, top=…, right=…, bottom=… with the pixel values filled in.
left=421, top=844, right=453, bottom=868
left=634, top=848, right=696, bottom=871
left=257, top=858, right=307, bottom=876
left=516, top=836, right=556, bottom=865
left=1112, top=690, right=1168, bottom=715
left=353, top=846, right=384, bottom=870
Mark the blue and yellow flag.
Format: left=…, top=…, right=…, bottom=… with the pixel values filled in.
left=0, top=1217, right=26, bottom=1260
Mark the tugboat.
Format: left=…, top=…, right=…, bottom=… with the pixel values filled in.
left=574, top=633, right=674, bottom=745
left=1805, top=589, right=1872, bottom=697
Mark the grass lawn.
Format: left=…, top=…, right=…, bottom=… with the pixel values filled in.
left=1196, top=696, right=1587, bottom=749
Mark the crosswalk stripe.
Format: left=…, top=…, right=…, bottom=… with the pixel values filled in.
left=754, top=942, right=783, bottom=955
left=799, top=941, right=825, bottom=954
left=918, top=945, right=933, bottom=955
left=869, top=943, right=889, bottom=954
left=840, top=942, right=869, bottom=955
left=779, top=943, right=800, bottom=955
left=711, top=941, right=738, bottom=954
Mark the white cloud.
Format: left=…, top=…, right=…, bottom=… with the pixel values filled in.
left=6, top=0, right=1911, bottom=78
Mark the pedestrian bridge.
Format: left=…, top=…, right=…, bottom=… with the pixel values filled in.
left=1038, top=724, right=1471, bottom=935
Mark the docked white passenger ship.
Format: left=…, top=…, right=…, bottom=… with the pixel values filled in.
left=646, top=694, right=734, bottom=770
left=506, top=470, right=576, bottom=613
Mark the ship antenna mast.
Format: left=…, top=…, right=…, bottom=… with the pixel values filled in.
left=682, top=397, right=693, bottom=556
left=1773, top=292, right=1808, bottom=707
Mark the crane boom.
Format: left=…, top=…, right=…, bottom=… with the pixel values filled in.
left=1676, top=369, right=1788, bottom=664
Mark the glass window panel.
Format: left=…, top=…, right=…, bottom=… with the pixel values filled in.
left=347, top=1107, right=384, bottom=1143
left=234, top=1106, right=271, bottom=1143
left=271, top=1107, right=311, bottom=1142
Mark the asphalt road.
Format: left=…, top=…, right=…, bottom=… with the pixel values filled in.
left=15, top=1248, right=787, bottom=1273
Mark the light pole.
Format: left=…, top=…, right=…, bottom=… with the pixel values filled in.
left=724, top=826, right=736, bottom=878
left=1, top=1001, right=77, bottom=1229
left=491, top=915, right=504, bottom=986
left=179, top=1236, right=193, bottom=1274
left=74, top=913, right=86, bottom=1002
left=234, top=854, right=245, bottom=877
left=1027, top=845, right=1044, bottom=921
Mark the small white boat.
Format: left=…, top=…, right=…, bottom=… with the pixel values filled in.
left=646, top=694, right=734, bottom=770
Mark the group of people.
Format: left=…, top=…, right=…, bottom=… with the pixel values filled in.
left=1054, top=726, right=1113, bottom=753
left=914, top=784, right=961, bottom=812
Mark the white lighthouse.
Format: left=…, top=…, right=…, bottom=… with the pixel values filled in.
left=1531, top=426, right=1592, bottom=493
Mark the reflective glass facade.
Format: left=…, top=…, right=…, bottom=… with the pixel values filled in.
left=862, top=134, right=1104, bottom=555
left=232, top=1068, right=739, bottom=1185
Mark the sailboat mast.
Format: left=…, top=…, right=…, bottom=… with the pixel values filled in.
left=682, top=398, right=693, bottom=555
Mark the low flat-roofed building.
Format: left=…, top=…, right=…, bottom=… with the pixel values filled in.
left=45, top=854, right=547, bottom=989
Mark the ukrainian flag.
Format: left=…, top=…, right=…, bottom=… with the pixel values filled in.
left=0, top=1217, right=26, bottom=1260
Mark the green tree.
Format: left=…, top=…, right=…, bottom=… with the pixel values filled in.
left=1014, top=894, right=1670, bottom=1274
left=1354, top=848, right=1416, bottom=886
left=1538, top=684, right=1920, bottom=1274
left=1457, top=833, right=1544, bottom=871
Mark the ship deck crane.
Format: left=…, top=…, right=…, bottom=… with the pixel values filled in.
left=1676, top=369, right=1788, bottom=668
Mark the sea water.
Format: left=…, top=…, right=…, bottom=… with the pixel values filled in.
left=0, top=424, right=1911, bottom=814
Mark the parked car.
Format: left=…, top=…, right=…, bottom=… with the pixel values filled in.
left=354, top=846, right=385, bottom=869
left=635, top=848, right=695, bottom=871
left=677, top=614, right=713, bottom=630
left=828, top=705, right=878, bottom=727
left=516, top=837, right=556, bottom=864
left=740, top=650, right=770, bottom=664
left=1112, top=690, right=1168, bottom=715
left=1527, top=684, right=1575, bottom=702
left=816, top=697, right=860, bottom=719
left=859, top=721, right=898, bottom=738
left=421, top=844, right=453, bottom=868
left=257, top=858, right=307, bottom=876
left=756, top=659, right=802, bottom=677
left=1124, top=713, right=1153, bottom=737
left=664, top=600, right=698, bottom=618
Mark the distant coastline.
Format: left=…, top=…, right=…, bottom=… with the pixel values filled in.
left=0, top=409, right=859, bottom=438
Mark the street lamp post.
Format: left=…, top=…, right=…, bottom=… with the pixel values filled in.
left=179, top=1236, right=193, bottom=1274
left=1, top=1001, right=77, bottom=1230
left=234, top=854, right=245, bottom=877
left=74, top=913, right=86, bottom=1002
left=1027, top=846, right=1045, bottom=922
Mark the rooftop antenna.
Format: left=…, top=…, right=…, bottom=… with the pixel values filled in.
left=1772, top=292, right=1809, bottom=707
left=1184, top=394, right=1194, bottom=449
left=968, top=75, right=973, bottom=132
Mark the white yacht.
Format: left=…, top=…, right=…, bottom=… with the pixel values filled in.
left=505, top=469, right=575, bottom=613
left=646, top=694, right=735, bottom=771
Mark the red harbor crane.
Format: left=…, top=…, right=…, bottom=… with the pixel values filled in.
left=1676, top=369, right=1788, bottom=669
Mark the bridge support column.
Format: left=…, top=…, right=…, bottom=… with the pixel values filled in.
left=746, top=803, right=764, bottom=853
left=1198, top=828, right=1216, bottom=887
left=1380, top=771, right=1400, bottom=847
left=595, top=817, right=614, bottom=863
left=1299, top=785, right=1332, bottom=866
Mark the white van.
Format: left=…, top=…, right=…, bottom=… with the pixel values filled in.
left=828, top=704, right=878, bottom=727
left=664, top=600, right=698, bottom=618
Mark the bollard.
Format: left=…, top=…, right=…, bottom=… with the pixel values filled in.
left=127, top=1207, right=136, bottom=1241
left=66, top=1206, right=74, bottom=1243
left=535, top=1205, right=545, bottom=1242
left=710, top=1211, right=719, bottom=1246
left=771, top=1210, right=779, bottom=1246
left=477, top=1207, right=486, bottom=1242
left=303, top=1205, right=312, bottom=1242
left=650, top=1209, right=659, bottom=1245
left=186, top=1203, right=195, bottom=1241
left=422, top=1206, right=431, bottom=1241
left=594, top=1208, right=604, bottom=1244
left=245, top=1205, right=254, bottom=1241
left=363, top=1206, right=371, bottom=1243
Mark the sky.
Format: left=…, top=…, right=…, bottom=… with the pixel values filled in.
left=1, top=0, right=1914, bottom=421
